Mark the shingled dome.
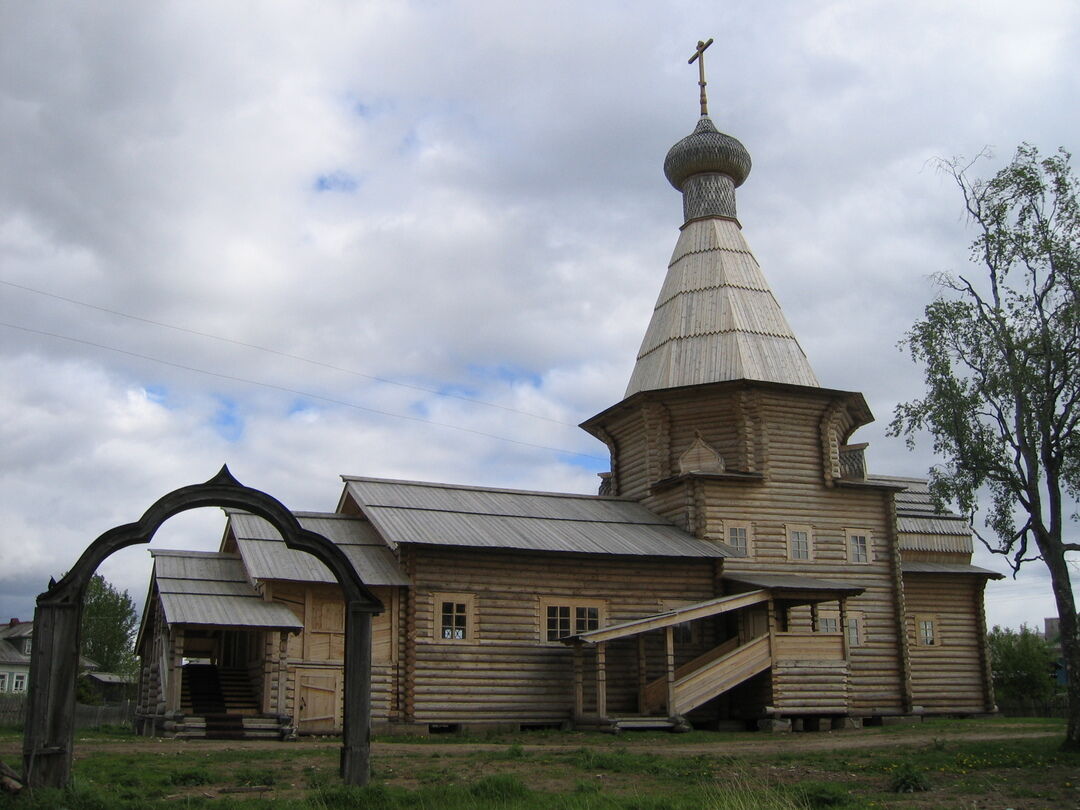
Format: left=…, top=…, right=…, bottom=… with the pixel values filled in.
left=663, top=116, right=751, bottom=191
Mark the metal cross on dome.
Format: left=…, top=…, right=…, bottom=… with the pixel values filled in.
left=688, top=38, right=714, bottom=117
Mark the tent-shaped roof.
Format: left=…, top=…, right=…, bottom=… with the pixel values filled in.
left=341, top=476, right=732, bottom=559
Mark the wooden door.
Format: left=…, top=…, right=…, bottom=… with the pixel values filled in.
left=296, top=669, right=340, bottom=733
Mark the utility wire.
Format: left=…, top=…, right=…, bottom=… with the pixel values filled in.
left=0, top=320, right=608, bottom=462
left=0, top=278, right=578, bottom=427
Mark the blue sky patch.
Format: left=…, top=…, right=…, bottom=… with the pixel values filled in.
left=314, top=171, right=360, bottom=193
left=211, top=398, right=243, bottom=442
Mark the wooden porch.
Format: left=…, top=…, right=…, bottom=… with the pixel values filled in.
left=563, top=577, right=864, bottom=729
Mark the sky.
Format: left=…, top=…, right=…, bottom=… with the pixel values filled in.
left=1, top=0, right=1077, bottom=632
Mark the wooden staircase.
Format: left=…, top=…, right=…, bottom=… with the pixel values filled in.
left=177, top=665, right=282, bottom=740
left=642, top=634, right=772, bottom=716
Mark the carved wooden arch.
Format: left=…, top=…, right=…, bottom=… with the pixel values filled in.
left=22, top=466, right=383, bottom=789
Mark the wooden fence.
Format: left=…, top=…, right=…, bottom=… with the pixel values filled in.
left=0, top=695, right=135, bottom=730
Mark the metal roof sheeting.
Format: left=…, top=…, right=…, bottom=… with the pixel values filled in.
left=159, top=593, right=302, bottom=629
left=344, top=478, right=729, bottom=559
left=150, top=550, right=303, bottom=630
left=227, top=511, right=409, bottom=586
left=901, top=561, right=1004, bottom=579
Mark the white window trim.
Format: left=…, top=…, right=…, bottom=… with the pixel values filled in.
left=12, top=673, right=26, bottom=693
left=846, top=529, right=872, bottom=564
left=0, top=672, right=7, bottom=692
left=786, top=524, right=814, bottom=561
left=914, top=614, right=941, bottom=647
left=723, top=520, right=754, bottom=558
left=538, top=597, right=607, bottom=643
left=432, top=592, right=477, bottom=643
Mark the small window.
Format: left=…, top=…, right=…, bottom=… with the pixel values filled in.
left=725, top=522, right=753, bottom=557
left=787, top=525, right=813, bottom=560
left=432, top=593, right=476, bottom=643
left=0, top=673, right=7, bottom=692
left=847, top=530, right=871, bottom=564
left=540, top=598, right=605, bottom=642
left=818, top=616, right=838, bottom=634
left=917, top=617, right=938, bottom=646
left=22, top=638, right=31, bottom=655
left=846, top=615, right=863, bottom=647
left=12, top=673, right=26, bottom=693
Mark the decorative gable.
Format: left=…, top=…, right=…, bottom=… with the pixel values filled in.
left=679, top=432, right=725, bottom=475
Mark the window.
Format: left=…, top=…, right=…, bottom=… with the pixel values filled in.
left=0, top=673, right=7, bottom=692
left=846, top=614, right=863, bottom=647
left=917, top=616, right=939, bottom=646
left=540, top=598, right=605, bottom=642
left=22, top=638, right=31, bottom=655
left=432, top=593, right=476, bottom=643
left=724, top=522, right=753, bottom=557
left=787, top=525, right=813, bottom=560
left=661, top=600, right=701, bottom=645
left=12, top=673, right=26, bottom=693
left=847, top=530, right=871, bottom=564
left=818, top=616, right=838, bottom=634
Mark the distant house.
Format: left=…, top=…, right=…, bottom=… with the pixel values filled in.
left=136, top=105, right=1004, bottom=739
left=0, top=619, right=32, bottom=695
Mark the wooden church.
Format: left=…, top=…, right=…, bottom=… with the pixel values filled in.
left=135, top=68, right=1002, bottom=738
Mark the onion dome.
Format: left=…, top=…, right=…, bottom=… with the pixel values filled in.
left=663, top=117, right=752, bottom=223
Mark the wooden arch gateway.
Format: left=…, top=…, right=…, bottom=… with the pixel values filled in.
left=21, top=467, right=383, bottom=789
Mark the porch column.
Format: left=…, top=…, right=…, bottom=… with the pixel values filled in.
left=595, top=642, right=607, bottom=720
left=572, top=643, right=584, bottom=722
left=166, top=628, right=184, bottom=714
left=276, top=631, right=289, bottom=716
left=838, top=598, right=850, bottom=658
left=665, top=625, right=676, bottom=717
left=637, top=635, right=648, bottom=713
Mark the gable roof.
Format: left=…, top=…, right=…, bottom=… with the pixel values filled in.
left=151, top=550, right=303, bottom=630
left=225, top=511, right=409, bottom=586
left=341, top=476, right=730, bottom=559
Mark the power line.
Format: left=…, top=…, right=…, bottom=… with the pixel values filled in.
left=0, top=320, right=608, bottom=462
left=0, top=278, right=578, bottom=427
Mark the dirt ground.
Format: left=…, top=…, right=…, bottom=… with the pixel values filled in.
left=1, top=722, right=1074, bottom=808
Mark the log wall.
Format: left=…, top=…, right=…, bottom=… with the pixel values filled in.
left=903, top=574, right=993, bottom=714
left=406, top=546, right=718, bottom=725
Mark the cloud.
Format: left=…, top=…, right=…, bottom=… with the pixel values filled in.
left=0, top=0, right=1077, bottom=628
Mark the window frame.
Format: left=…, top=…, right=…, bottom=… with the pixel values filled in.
left=538, top=597, right=607, bottom=643
left=914, top=614, right=940, bottom=647
left=845, top=612, right=864, bottom=648
left=12, top=673, right=26, bottom=693
left=0, top=672, right=7, bottom=692
left=816, top=612, right=839, bottom=634
left=786, top=524, right=814, bottom=561
left=723, top=521, right=754, bottom=557
left=846, top=529, right=872, bottom=564
left=432, top=592, right=477, bottom=644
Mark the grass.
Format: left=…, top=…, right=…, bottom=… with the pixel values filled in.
left=0, top=716, right=1075, bottom=808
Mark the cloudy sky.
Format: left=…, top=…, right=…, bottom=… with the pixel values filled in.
left=1, top=1, right=1077, bottom=631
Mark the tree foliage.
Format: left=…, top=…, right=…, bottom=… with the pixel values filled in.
left=890, top=143, right=1080, bottom=744
left=986, top=624, right=1059, bottom=707
left=80, top=573, right=138, bottom=677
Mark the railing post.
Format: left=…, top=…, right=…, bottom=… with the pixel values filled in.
left=664, top=625, right=676, bottom=716
left=572, top=643, right=584, bottom=723
left=595, top=642, right=607, bottom=721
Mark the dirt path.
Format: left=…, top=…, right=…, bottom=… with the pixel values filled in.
left=0, top=723, right=1055, bottom=762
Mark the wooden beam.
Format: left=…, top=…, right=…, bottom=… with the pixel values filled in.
left=595, top=642, right=608, bottom=721
left=665, top=626, right=676, bottom=716
left=569, top=590, right=770, bottom=644
left=572, top=643, right=584, bottom=723
left=637, top=635, right=648, bottom=713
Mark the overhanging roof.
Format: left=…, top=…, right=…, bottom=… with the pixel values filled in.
left=226, top=511, right=409, bottom=586
left=151, top=550, right=303, bottom=631
left=724, top=573, right=866, bottom=600
left=341, top=477, right=730, bottom=559
left=901, top=561, right=1005, bottom=580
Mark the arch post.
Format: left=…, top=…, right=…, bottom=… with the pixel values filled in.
left=22, top=466, right=383, bottom=789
